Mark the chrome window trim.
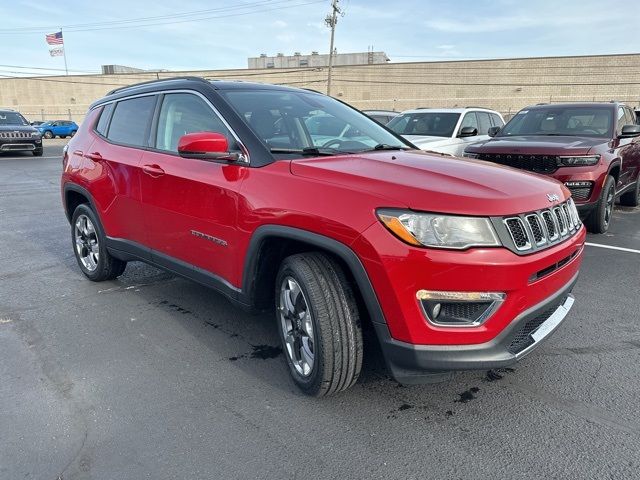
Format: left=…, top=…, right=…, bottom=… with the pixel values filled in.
left=91, top=88, right=250, bottom=164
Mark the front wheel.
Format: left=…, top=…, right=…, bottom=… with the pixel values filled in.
left=43, top=130, right=53, bottom=139
left=32, top=148, right=43, bottom=157
left=275, top=252, right=363, bottom=396
left=585, top=175, right=616, bottom=233
left=71, top=204, right=127, bottom=281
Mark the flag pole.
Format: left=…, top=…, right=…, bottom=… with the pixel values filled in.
left=61, top=28, right=68, bottom=75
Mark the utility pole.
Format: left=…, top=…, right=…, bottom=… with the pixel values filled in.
left=325, top=0, right=340, bottom=96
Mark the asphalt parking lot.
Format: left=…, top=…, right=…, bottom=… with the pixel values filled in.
left=1, top=141, right=639, bottom=480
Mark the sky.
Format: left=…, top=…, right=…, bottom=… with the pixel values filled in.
left=1, top=0, right=639, bottom=76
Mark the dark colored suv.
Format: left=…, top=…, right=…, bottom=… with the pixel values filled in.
left=61, top=77, right=585, bottom=396
left=464, top=102, right=640, bottom=233
left=0, top=109, right=43, bottom=156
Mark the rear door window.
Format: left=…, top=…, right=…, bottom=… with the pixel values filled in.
left=107, top=95, right=157, bottom=147
left=476, top=112, right=492, bottom=135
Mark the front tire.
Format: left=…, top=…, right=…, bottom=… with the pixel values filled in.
left=32, top=148, right=43, bottom=157
left=585, top=175, right=616, bottom=233
left=619, top=177, right=640, bottom=207
left=43, top=130, right=53, bottom=139
left=71, top=204, right=126, bottom=281
left=275, top=252, right=363, bottom=396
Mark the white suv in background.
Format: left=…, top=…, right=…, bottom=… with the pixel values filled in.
left=386, top=107, right=505, bottom=157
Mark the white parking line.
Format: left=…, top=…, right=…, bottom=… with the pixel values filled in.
left=585, top=242, right=640, bottom=254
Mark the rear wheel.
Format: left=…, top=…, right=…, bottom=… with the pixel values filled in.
left=585, top=175, right=616, bottom=233
left=71, top=204, right=126, bottom=281
left=60, top=135, right=67, bottom=139
left=275, top=252, right=362, bottom=396
left=619, top=177, right=640, bottom=207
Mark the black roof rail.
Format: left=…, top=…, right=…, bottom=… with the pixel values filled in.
left=465, top=106, right=490, bottom=109
left=415, top=107, right=431, bottom=109
left=106, top=76, right=209, bottom=96
left=535, top=102, right=548, bottom=105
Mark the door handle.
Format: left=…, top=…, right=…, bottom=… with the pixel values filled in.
left=84, top=152, right=103, bottom=161
left=73, top=150, right=84, bottom=157
left=142, top=164, right=165, bottom=177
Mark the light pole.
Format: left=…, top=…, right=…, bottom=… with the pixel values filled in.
left=325, top=0, right=340, bottom=96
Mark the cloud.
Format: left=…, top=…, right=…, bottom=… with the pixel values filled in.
left=436, top=45, right=456, bottom=50
left=273, top=20, right=287, bottom=28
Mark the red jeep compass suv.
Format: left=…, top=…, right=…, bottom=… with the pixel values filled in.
left=61, top=78, right=585, bottom=396
left=464, top=102, right=640, bottom=233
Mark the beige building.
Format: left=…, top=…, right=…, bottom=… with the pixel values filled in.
left=2, top=53, right=639, bottom=124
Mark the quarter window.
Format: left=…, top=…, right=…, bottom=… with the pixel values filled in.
left=95, top=103, right=114, bottom=136
left=107, top=96, right=156, bottom=147
left=490, top=113, right=504, bottom=127
left=155, top=93, right=235, bottom=153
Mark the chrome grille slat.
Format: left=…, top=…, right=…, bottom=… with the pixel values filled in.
left=503, top=199, right=580, bottom=254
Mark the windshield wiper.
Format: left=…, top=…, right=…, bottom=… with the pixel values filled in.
left=357, top=144, right=409, bottom=153
left=269, top=147, right=352, bottom=156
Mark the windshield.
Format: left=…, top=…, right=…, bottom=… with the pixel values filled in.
left=499, top=106, right=614, bottom=138
left=220, top=89, right=410, bottom=158
left=387, top=112, right=460, bottom=137
left=0, top=112, right=29, bottom=126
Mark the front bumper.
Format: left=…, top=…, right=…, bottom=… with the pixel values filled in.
left=0, top=139, right=41, bottom=152
left=373, top=274, right=577, bottom=384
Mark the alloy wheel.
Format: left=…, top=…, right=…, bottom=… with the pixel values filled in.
left=604, top=186, right=614, bottom=227
left=74, top=214, right=99, bottom=271
left=278, top=276, right=315, bottom=377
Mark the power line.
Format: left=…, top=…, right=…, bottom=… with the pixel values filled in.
left=0, top=0, right=325, bottom=34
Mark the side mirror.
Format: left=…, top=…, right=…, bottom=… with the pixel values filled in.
left=618, top=124, right=640, bottom=138
left=177, top=132, right=245, bottom=162
left=487, top=126, right=501, bottom=137
left=458, top=126, right=478, bottom=138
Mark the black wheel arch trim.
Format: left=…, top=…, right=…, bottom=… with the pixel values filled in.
left=63, top=183, right=101, bottom=224
left=241, top=225, right=388, bottom=325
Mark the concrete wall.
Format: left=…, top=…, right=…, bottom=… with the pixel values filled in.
left=2, top=53, right=639, bottom=125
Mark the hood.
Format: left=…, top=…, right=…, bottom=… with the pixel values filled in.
left=0, top=124, right=38, bottom=133
left=290, top=150, right=569, bottom=217
left=466, top=135, right=605, bottom=155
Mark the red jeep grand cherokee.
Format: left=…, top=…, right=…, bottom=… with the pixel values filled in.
left=61, top=78, right=585, bottom=396
left=464, top=102, right=640, bottom=233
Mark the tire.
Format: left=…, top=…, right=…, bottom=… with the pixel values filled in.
left=585, top=175, right=616, bottom=233
left=619, top=177, right=640, bottom=207
left=60, top=135, right=67, bottom=139
left=32, top=148, right=43, bottom=157
left=71, top=204, right=126, bottom=281
left=43, top=130, right=53, bottom=139
left=275, top=252, right=363, bottom=397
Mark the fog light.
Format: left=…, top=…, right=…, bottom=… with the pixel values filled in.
left=417, top=290, right=505, bottom=327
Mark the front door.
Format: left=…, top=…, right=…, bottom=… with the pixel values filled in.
left=139, top=91, right=246, bottom=286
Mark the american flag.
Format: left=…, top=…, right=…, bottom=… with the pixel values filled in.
left=45, top=31, right=63, bottom=45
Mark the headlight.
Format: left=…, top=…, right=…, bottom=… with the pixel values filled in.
left=31, top=132, right=41, bottom=137
left=559, top=155, right=599, bottom=166
left=462, top=152, right=479, bottom=159
left=377, top=210, right=501, bottom=249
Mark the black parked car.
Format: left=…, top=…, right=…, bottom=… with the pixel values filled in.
left=0, top=109, right=43, bottom=156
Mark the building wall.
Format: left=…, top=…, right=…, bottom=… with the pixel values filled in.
left=2, top=53, right=639, bottom=124
left=248, top=51, right=389, bottom=69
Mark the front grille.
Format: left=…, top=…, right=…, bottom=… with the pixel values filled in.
left=502, top=199, right=581, bottom=254
left=0, top=131, right=32, bottom=138
left=566, top=185, right=592, bottom=201
left=479, top=153, right=558, bottom=173
left=507, top=296, right=567, bottom=354
left=505, top=218, right=530, bottom=250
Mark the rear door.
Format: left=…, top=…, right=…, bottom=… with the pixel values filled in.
left=93, top=95, right=157, bottom=246
left=139, top=91, right=246, bottom=285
